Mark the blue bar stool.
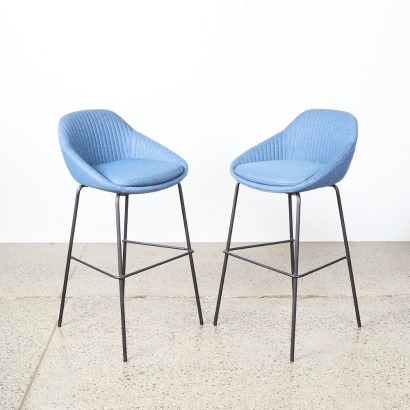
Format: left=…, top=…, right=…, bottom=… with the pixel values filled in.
left=58, top=109, right=203, bottom=361
left=214, top=109, right=361, bottom=361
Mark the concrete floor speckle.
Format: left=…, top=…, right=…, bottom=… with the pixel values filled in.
left=0, top=242, right=409, bottom=409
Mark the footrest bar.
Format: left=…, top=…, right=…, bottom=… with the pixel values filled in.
left=224, top=252, right=347, bottom=279
left=225, top=251, right=292, bottom=277
left=71, top=256, right=118, bottom=279
left=297, top=256, right=346, bottom=278
left=123, top=240, right=189, bottom=251
left=229, top=240, right=292, bottom=252
left=124, top=251, right=193, bottom=279
left=72, top=250, right=194, bottom=280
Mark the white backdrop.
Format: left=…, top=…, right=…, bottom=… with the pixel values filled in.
left=0, top=0, right=409, bottom=242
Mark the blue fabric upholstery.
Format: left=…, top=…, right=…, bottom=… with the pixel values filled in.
left=59, top=110, right=188, bottom=194
left=231, top=109, right=358, bottom=193
left=235, top=160, right=324, bottom=186
left=93, top=159, right=184, bottom=187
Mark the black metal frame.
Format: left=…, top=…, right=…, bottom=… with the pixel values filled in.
left=58, top=183, right=203, bottom=362
left=214, top=183, right=361, bottom=362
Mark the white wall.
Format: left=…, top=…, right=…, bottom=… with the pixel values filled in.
left=0, top=0, right=409, bottom=242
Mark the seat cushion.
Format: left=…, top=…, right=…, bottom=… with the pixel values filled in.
left=93, top=158, right=185, bottom=187
left=234, top=160, right=324, bottom=186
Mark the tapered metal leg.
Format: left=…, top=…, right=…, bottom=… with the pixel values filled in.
left=290, top=193, right=301, bottom=362
left=178, top=184, right=203, bottom=325
left=214, top=183, right=240, bottom=326
left=333, top=185, right=361, bottom=328
left=116, top=194, right=127, bottom=362
left=58, top=185, right=84, bottom=327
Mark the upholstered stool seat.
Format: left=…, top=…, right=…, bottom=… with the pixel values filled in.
left=93, top=158, right=185, bottom=187
left=233, top=160, right=324, bottom=191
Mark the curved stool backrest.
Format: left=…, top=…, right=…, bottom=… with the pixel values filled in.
left=281, top=109, right=357, bottom=164
left=59, top=109, right=133, bottom=166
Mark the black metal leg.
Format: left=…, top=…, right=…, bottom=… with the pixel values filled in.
left=290, top=277, right=298, bottom=361
left=58, top=185, right=84, bottom=327
left=122, top=195, right=129, bottom=295
left=214, top=183, right=240, bottom=326
left=290, top=193, right=301, bottom=362
left=178, top=184, right=203, bottom=325
left=288, top=194, right=295, bottom=274
left=333, top=185, right=361, bottom=328
left=116, top=194, right=127, bottom=362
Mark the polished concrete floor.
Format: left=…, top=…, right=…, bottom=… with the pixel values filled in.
left=1, top=242, right=409, bottom=409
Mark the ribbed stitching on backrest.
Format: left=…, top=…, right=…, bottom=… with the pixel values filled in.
left=127, top=131, right=159, bottom=160
left=60, top=110, right=133, bottom=166
left=282, top=109, right=357, bottom=163
left=127, top=130, right=184, bottom=164
left=245, top=131, right=287, bottom=163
